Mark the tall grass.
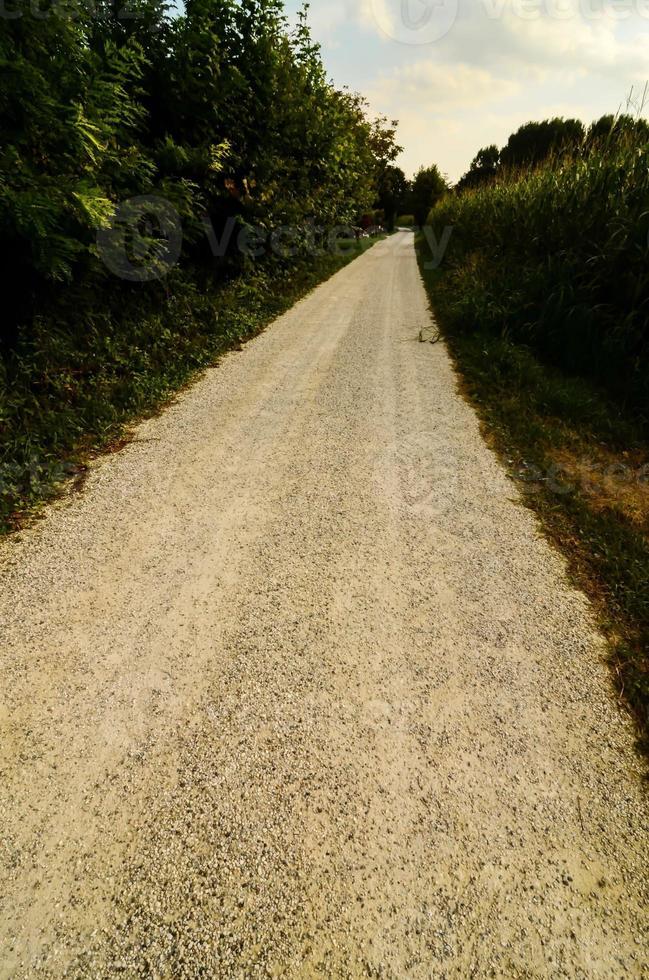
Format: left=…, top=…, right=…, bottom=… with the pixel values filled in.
left=429, top=135, right=649, bottom=421
left=421, top=132, right=649, bottom=741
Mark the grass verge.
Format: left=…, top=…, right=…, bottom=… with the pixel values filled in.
left=0, top=238, right=379, bottom=533
left=416, top=235, right=649, bottom=751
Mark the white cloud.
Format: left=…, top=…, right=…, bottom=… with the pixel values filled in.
left=366, top=60, right=522, bottom=177
left=289, top=0, right=649, bottom=179
left=369, top=61, right=520, bottom=109
left=354, top=0, right=649, bottom=77
left=297, top=0, right=354, bottom=39
left=418, top=0, right=649, bottom=78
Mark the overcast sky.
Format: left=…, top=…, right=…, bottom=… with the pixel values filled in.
left=284, top=0, right=649, bottom=181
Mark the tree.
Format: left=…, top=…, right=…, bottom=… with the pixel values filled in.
left=586, top=113, right=649, bottom=149
left=499, top=118, right=584, bottom=170
left=408, top=165, right=447, bottom=227
left=375, top=165, right=408, bottom=232
left=455, top=144, right=499, bottom=192
left=473, top=146, right=500, bottom=171
left=0, top=0, right=401, bottom=344
left=0, top=0, right=151, bottom=344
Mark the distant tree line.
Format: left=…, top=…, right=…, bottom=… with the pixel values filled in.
left=374, top=113, right=649, bottom=227
left=375, top=164, right=447, bottom=230
left=456, top=114, right=649, bottom=191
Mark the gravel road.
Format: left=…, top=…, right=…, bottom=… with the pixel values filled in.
left=0, top=232, right=647, bottom=978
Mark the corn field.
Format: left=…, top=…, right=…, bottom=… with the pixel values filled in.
left=430, top=135, right=649, bottom=419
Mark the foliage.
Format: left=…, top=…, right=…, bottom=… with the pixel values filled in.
left=408, top=164, right=447, bottom=227
left=499, top=117, right=585, bottom=169
left=375, top=165, right=408, bottom=231
left=586, top=113, right=649, bottom=149
left=455, top=144, right=499, bottom=192
left=471, top=145, right=500, bottom=171
left=455, top=113, right=649, bottom=190
left=0, top=0, right=398, bottom=524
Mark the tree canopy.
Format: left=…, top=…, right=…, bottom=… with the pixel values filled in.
left=408, top=165, right=448, bottom=227
left=455, top=113, right=649, bottom=192
left=499, top=118, right=585, bottom=169
left=0, top=0, right=400, bottom=345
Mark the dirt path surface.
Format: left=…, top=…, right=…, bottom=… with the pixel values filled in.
left=0, top=233, right=647, bottom=978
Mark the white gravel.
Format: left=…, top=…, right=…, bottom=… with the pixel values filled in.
left=0, top=232, right=647, bottom=978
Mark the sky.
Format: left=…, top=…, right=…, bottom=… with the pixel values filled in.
left=283, top=0, right=649, bottom=182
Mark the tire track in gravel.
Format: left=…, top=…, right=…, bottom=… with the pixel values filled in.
left=0, top=233, right=647, bottom=978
